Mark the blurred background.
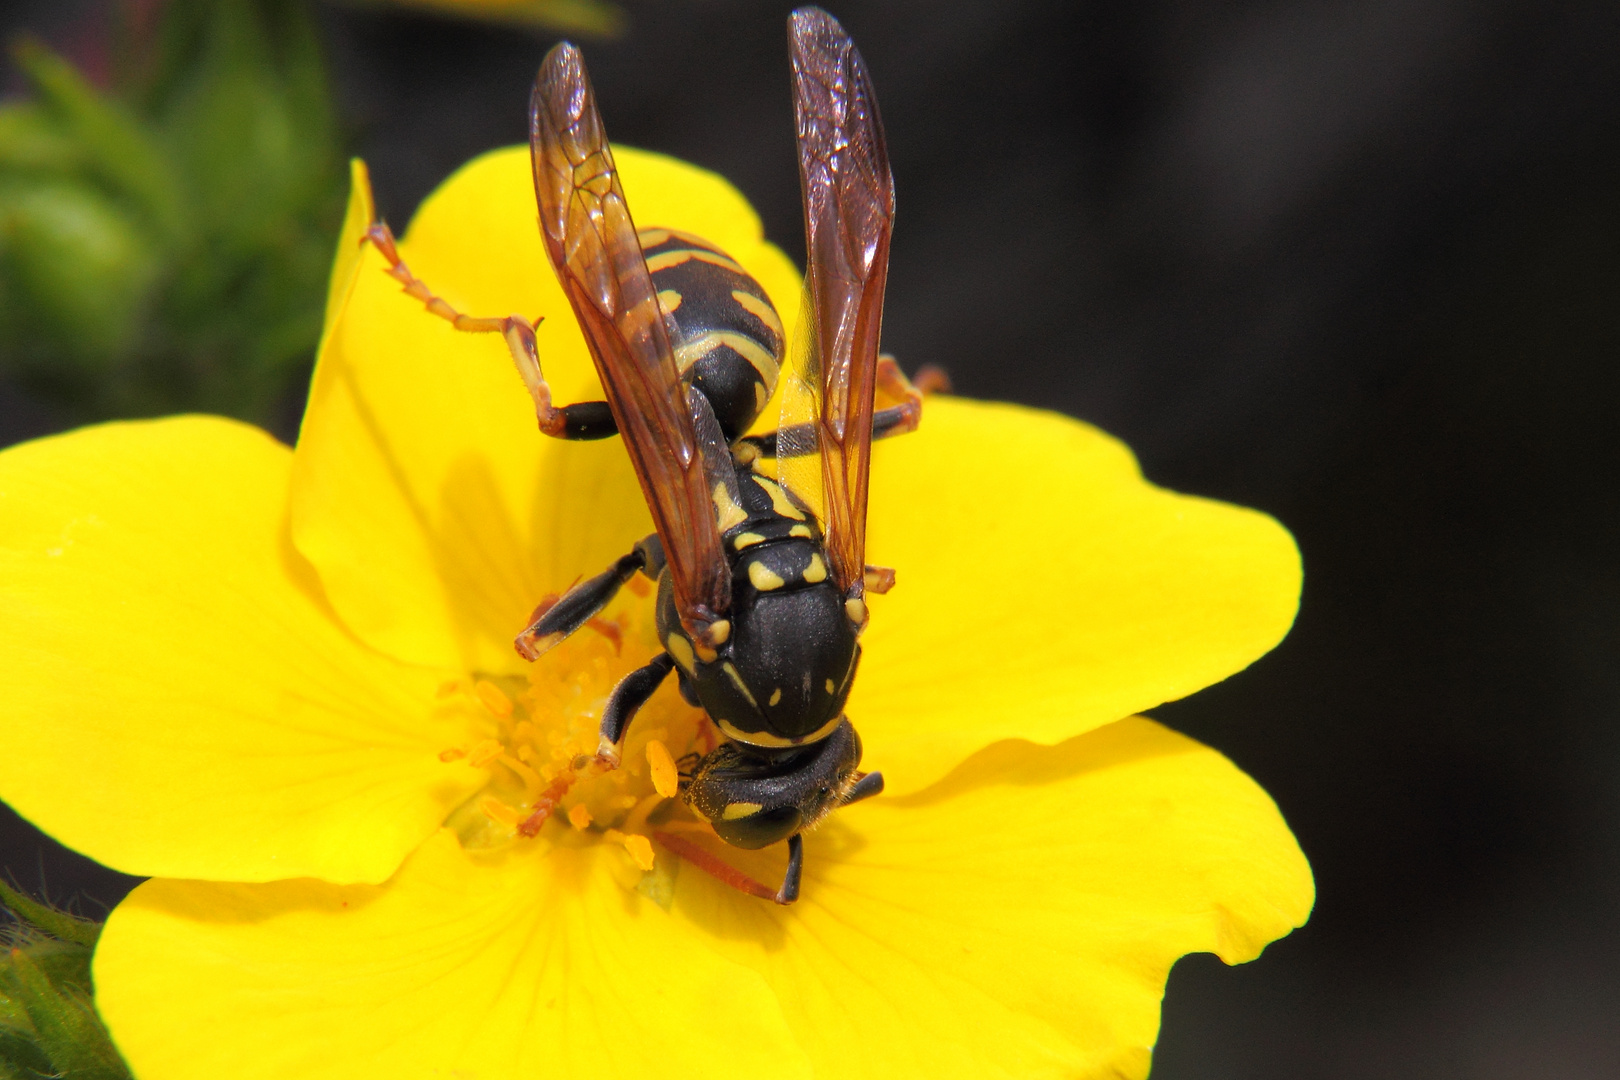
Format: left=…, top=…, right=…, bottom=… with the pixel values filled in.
left=2, top=1, right=1618, bottom=1076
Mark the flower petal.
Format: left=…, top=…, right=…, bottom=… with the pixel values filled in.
left=94, top=830, right=812, bottom=1080
left=0, top=417, right=485, bottom=883
left=854, top=397, right=1302, bottom=792
left=291, top=147, right=802, bottom=673
left=671, top=717, right=1312, bottom=1080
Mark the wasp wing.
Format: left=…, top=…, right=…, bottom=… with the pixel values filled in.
left=787, top=7, right=894, bottom=597
left=531, top=43, right=731, bottom=634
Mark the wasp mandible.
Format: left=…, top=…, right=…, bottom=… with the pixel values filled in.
left=363, top=7, right=933, bottom=903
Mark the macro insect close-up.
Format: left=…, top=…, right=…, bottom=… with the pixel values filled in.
left=31, top=0, right=1620, bottom=1076
left=361, top=7, right=926, bottom=903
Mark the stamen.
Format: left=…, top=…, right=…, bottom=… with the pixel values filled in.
left=606, top=829, right=656, bottom=872
left=498, top=753, right=545, bottom=802
left=646, top=740, right=679, bottom=798
left=480, top=797, right=525, bottom=827
left=567, top=803, right=593, bottom=830
left=586, top=617, right=623, bottom=653
left=438, top=747, right=467, bottom=763
left=475, top=681, right=514, bottom=718
left=653, top=830, right=775, bottom=901
left=467, top=739, right=505, bottom=767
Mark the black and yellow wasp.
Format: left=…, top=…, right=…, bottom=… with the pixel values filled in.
left=365, top=8, right=927, bottom=903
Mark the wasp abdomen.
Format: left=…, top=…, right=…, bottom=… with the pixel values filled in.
left=639, top=228, right=783, bottom=442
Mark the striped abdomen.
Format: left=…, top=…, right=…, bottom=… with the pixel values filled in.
left=639, top=228, right=784, bottom=442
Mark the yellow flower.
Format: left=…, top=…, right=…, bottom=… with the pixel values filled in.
left=0, top=147, right=1311, bottom=1079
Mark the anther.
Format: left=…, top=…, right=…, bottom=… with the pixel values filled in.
left=606, top=829, right=656, bottom=872
left=438, top=747, right=467, bottom=763
left=567, top=803, right=593, bottom=830
left=646, top=740, right=679, bottom=798
left=467, top=740, right=505, bottom=767
left=480, top=797, right=525, bottom=827
left=475, top=681, right=514, bottom=718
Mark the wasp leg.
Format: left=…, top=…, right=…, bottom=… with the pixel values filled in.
left=597, top=653, right=676, bottom=763
left=362, top=220, right=619, bottom=440
left=737, top=356, right=945, bottom=459
left=514, top=535, right=665, bottom=660
left=776, top=833, right=804, bottom=905
left=842, top=770, right=884, bottom=805
left=648, top=829, right=806, bottom=905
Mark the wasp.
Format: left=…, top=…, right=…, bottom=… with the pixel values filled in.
left=363, top=8, right=931, bottom=903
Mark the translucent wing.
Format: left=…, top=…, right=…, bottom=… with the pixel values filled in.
left=786, top=6, right=894, bottom=597
left=531, top=43, right=731, bottom=634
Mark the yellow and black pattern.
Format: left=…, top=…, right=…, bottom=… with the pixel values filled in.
left=638, top=228, right=784, bottom=441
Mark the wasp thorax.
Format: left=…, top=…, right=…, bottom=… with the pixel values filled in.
left=435, top=595, right=712, bottom=875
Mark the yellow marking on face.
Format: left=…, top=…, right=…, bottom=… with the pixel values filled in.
left=768, top=688, right=782, bottom=706
left=636, top=227, right=672, bottom=247
left=673, top=330, right=781, bottom=383
left=803, top=553, right=828, bottom=584
left=825, top=679, right=837, bottom=695
left=644, top=247, right=748, bottom=276
left=790, top=523, right=813, bottom=538
left=845, top=597, right=868, bottom=627
left=665, top=633, right=696, bottom=673
left=722, top=662, right=759, bottom=707
left=716, top=713, right=843, bottom=749
left=656, top=288, right=683, bottom=315
left=754, top=477, right=806, bottom=520
left=733, top=532, right=767, bottom=549
left=748, top=561, right=786, bottom=591
left=731, top=289, right=784, bottom=337
left=712, top=482, right=748, bottom=532
left=721, top=801, right=763, bottom=821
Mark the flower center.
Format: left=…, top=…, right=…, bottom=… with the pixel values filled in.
left=437, top=583, right=713, bottom=878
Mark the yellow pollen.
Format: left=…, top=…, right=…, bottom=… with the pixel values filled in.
left=605, top=829, right=657, bottom=871
left=475, top=681, right=513, bottom=718
left=567, top=803, right=593, bottom=830
left=480, top=797, right=525, bottom=827
left=646, top=739, right=679, bottom=798
left=467, top=739, right=504, bottom=767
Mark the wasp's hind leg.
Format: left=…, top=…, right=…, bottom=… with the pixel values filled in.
left=362, top=220, right=619, bottom=440
left=514, top=535, right=665, bottom=660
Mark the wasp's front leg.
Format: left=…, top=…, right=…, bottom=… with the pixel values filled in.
left=515, top=535, right=664, bottom=659
left=363, top=220, right=619, bottom=440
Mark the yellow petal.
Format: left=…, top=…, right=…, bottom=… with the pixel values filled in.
left=95, top=830, right=812, bottom=1080
left=854, top=397, right=1302, bottom=793
left=673, top=717, right=1312, bottom=1080
left=291, top=147, right=801, bottom=673
left=0, top=417, right=485, bottom=883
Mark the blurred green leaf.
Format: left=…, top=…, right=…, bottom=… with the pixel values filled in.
left=0, top=882, right=99, bottom=949
left=346, top=0, right=627, bottom=38
left=0, top=0, right=347, bottom=425
left=0, top=883, right=128, bottom=1080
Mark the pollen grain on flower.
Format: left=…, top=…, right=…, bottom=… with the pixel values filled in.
left=437, top=597, right=712, bottom=866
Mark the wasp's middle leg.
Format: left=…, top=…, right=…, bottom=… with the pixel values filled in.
left=736, top=355, right=948, bottom=460
left=363, top=221, right=619, bottom=440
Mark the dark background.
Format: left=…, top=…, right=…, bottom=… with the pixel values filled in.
left=5, top=1, right=1619, bottom=1076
